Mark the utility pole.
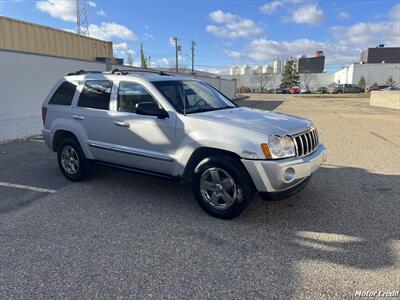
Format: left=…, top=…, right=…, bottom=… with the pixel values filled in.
left=172, top=37, right=179, bottom=73
left=191, top=40, right=196, bottom=74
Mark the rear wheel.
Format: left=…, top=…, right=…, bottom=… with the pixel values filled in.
left=57, top=137, right=89, bottom=181
left=192, top=155, right=255, bottom=219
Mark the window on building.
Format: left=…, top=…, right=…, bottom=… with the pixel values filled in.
left=117, top=82, right=158, bottom=113
left=77, top=80, right=113, bottom=110
left=49, top=81, right=76, bottom=106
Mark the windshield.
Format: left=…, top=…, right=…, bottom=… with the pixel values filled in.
left=152, top=80, right=235, bottom=114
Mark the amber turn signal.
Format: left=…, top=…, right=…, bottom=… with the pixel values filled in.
left=261, top=143, right=272, bottom=159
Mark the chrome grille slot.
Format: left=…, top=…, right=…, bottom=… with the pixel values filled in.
left=292, top=128, right=319, bottom=157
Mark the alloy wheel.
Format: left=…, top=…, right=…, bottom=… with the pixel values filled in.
left=61, top=146, right=80, bottom=175
left=200, top=167, right=240, bottom=210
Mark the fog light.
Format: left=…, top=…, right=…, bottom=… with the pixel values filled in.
left=284, top=167, right=295, bottom=182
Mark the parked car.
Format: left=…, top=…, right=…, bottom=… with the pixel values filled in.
left=381, top=86, right=400, bottom=91
left=365, top=85, right=388, bottom=93
left=328, top=84, right=364, bottom=93
left=315, top=87, right=328, bottom=94
left=275, top=87, right=287, bottom=94
left=288, top=86, right=300, bottom=94
left=42, top=69, right=327, bottom=219
left=300, top=87, right=312, bottom=94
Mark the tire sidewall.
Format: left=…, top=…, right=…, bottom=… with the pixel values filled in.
left=192, top=155, right=254, bottom=219
left=57, top=138, right=86, bottom=181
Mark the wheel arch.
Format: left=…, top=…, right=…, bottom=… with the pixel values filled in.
left=52, top=130, right=79, bottom=152
left=182, top=147, right=248, bottom=183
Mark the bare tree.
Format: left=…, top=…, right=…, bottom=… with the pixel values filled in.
left=302, top=71, right=313, bottom=89
left=252, top=67, right=273, bottom=93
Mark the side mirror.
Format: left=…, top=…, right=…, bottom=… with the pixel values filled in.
left=135, top=102, right=169, bottom=119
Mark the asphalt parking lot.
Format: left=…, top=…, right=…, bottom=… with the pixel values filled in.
left=1, top=94, right=399, bottom=299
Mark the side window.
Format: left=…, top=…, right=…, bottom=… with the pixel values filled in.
left=49, top=81, right=76, bottom=105
left=117, top=81, right=158, bottom=113
left=77, top=80, right=112, bottom=110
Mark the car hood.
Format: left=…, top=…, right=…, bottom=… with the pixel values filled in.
left=189, top=107, right=313, bottom=136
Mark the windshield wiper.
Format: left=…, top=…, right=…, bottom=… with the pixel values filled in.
left=186, top=106, right=234, bottom=114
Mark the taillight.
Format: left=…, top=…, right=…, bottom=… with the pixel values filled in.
left=41, top=107, right=47, bottom=125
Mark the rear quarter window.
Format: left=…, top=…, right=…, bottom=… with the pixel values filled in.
left=77, top=80, right=113, bottom=110
left=48, top=81, right=77, bottom=105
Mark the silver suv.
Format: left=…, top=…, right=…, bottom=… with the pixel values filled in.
left=42, top=69, right=327, bottom=219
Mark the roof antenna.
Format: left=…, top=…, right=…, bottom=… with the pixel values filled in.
left=183, top=90, right=186, bottom=116
left=177, top=85, right=186, bottom=116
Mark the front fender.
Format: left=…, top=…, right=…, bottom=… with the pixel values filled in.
left=172, top=131, right=263, bottom=176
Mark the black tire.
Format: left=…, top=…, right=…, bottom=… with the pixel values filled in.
left=57, top=137, right=89, bottom=181
left=192, top=154, right=255, bottom=219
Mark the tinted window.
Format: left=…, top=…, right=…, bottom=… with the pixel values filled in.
left=78, top=80, right=112, bottom=110
left=117, top=82, right=157, bottom=113
left=49, top=81, right=76, bottom=105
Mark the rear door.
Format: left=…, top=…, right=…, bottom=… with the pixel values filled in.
left=45, top=80, right=78, bottom=130
left=70, top=79, right=117, bottom=162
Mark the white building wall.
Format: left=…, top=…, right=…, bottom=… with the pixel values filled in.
left=239, top=65, right=252, bottom=75
left=333, top=63, right=400, bottom=86
left=300, top=73, right=334, bottom=88
left=0, top=50, right=108, bottom=142
left=351, top=63, right=400, bottom=86
left=233, top=73, right=334, bottom=90
left=229, top=66, right=239, bottom=76
left=273, top=60, right=282, bottom=74
left=262, top=65, right=273, bottom=74
left=193, top=75, right=236, bottom=100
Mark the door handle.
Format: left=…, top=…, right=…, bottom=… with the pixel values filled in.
left=114, top=121, right=130, bottom=128
left=72, top=115, right=84, bottom=120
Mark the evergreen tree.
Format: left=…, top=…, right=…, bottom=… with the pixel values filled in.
left=140, top=43, right=148, bottom=68
left=280, top=58, right=300, bottom=88
left=357, top=76, right=366, bottom=89
left=386, top=75, right=396, bottom=88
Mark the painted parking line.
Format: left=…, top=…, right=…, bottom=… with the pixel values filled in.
left=0, top=181, right=57, bottom=193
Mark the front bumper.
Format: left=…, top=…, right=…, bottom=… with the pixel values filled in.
left=241, top=144, right=327, bottom=193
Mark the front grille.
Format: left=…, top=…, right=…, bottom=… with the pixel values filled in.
left=292, top=128, right=319, bottom=157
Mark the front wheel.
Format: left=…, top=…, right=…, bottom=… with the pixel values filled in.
left=192, top=155, right=255, bottom=219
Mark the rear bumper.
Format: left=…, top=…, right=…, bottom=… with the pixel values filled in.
left=241, top=144, right=327, bottom=193
left=42, top=129, right=51, bottom=149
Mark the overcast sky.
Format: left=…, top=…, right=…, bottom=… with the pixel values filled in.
left=2, top=0, right=400, bottom=73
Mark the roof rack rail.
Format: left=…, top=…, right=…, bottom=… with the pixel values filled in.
left=66, top=70, right=104, bottom=76
left=111, top=68, right=172, bottom=76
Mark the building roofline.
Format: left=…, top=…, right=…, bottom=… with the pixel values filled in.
left=0, top=16, right=112, bottom=44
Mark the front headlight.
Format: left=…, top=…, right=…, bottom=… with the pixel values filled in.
left=261, top=135, right=296, bottom=159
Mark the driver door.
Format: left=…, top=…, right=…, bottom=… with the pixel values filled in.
left=108, top=81, right=177, bottom=175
